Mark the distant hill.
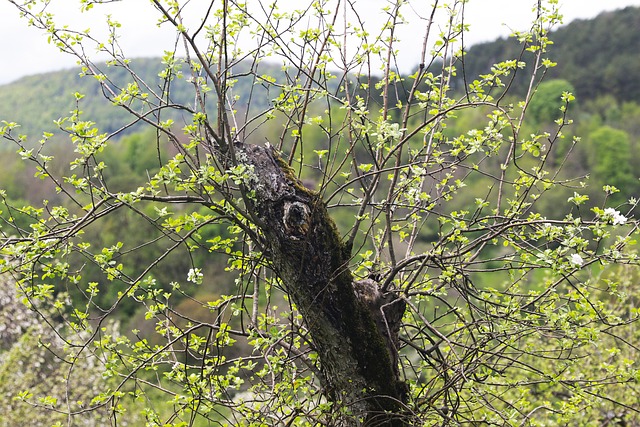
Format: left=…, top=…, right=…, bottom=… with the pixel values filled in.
left=2, top=6, right=640, bottom=140
left=0, top=58, right=168, bottom=138
left=0, top=58, right=282, bottom=140
left=459, top=6, right=640, bottom=102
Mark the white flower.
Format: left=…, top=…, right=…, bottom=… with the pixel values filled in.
left=569, top=253, right=583, bottom=266
left=187, top=268, right=203, bottom=284
left=604, top=208, right=627, bottom=226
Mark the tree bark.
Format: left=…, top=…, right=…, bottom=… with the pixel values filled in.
left=238, top=144, right=408, bottom=425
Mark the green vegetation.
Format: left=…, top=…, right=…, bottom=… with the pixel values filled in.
left=586, top=126, right=635, bottom=204
left=0, top=1, right=639, bottom=426
left=528, top=79, right=576, bottom=123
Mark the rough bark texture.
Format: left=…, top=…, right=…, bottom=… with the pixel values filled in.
left=237, top=144, right=408, bottom=425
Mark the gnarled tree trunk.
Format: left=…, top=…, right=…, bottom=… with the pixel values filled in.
left=238, top=144, right=408, bottom=425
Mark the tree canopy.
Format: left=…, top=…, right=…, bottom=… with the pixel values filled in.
left=0, top=1, right=639, bottom=426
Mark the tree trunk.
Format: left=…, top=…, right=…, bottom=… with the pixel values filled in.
left=238, top=144, right=408, bottom=425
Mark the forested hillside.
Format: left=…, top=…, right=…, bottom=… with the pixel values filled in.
left=460, top=6, right=640, bottom=102
left=457, top=6, right=640, bottom=208
left=0, top=58, right=282, bottom=139
left=1, top=6, right=637, bottom=318
left=3, top=7, right=637, bottom=209
left=2, top=7, right=640, bottom=137
left=0, top=3, right=638, bottom=327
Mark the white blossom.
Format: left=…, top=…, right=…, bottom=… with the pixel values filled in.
left=569, top=253, right=583, bottom=266
left=604, top=208, right=627, bottom=226
left=187, top=268, right=203, bottom=284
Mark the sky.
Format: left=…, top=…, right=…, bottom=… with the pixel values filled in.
left=0, top=0, right=639, bottom=85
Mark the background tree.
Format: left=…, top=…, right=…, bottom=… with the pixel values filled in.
left=528, top=78, right=576, bottom=124
left=585, top=126, right=636, bottom=205
left=0, top=1, right=639, bottom=426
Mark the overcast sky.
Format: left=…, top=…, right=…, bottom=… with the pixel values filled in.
left=1, top=0, right=639, bottom=85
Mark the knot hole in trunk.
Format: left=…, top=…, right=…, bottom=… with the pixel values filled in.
left=283, top=201, right=311, bottom=239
